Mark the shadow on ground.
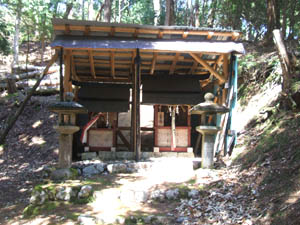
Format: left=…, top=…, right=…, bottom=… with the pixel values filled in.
left=232, top=110, right=300, bottom=225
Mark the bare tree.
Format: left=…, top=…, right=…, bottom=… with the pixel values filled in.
left=165, top=0, right=175, bottom=26
left=63, top=3, right=73, bottom=19
left=103, top=0, right=112, bottom=22
left=153, top=0, right=160, bottom=25
left=12, top=0, right=22, bottom=69
left=265, top=0, right=277, bottom=42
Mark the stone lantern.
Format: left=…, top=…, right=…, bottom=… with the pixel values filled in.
left=191, top=93, right=229, bottom=168
left=49, top=93, right=87, bottom=168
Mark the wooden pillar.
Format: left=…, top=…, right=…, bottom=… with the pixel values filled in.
left=59, top=48, right=64, bottom=101
left=132, top=49, right=141, bottom=161
left=222, top=53, right=229, bottom=105
left=64, top=50, right=72, bottom=94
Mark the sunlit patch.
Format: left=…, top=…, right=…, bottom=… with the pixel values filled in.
left=29, top=136, right=46, bottom=146
left=32, top=120, right=42, bottom=128
left=285, top=190, right=300, bottom=204
left=49, top=114, right=55, bottom=119
left=19, top=188, right=27, bottom=193
left=54, top=148, right=59, bottom=155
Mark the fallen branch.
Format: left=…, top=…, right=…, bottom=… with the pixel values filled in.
left=0, top=69, right=58, bottom=83
left=0, top=52, right=59, bottom=145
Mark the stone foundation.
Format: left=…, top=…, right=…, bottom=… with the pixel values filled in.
left=81, top=151, right=194, bottom=161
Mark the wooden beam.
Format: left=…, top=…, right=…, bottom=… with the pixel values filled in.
left=189, top=53, right=202, bottom=74
left=207, top=31, right=214, bottom=39
left=88, top=50, right=96, bottom=78
left=169, top=53, right=180, bottom=75
left=216, top=54, right=224, bottom=66
left=64, top=24, right=71, bottom=34
left=71, top=54, right=80, bottom=81
left=64, top=49, right=72, bottom=93
left=182, top=31, right=189, bottom=39
left=132, top=49, right=141, bottom=161
left=223, top=54, right=229, bottom=79
left=116, top=130, right=130, bottom=150
left=158, top=30, right=163, bottom=38
left=84, top=25, right=90, bottom=35
left=189, top=53, right=226, bottom=83
left=72, top=51, right=185, bottom=61
left=133, top=28, right=139, bottom=38
left=111, top=51, right=115, bottom=78
left=232, top=32, right=240, bottom=41
left=110, top=27, right=115, bottom=37
left=150, top=53, right=158, bottom=75
left=53, top=24, right=241, bottom=38
left=130, top=51, right=136, bottom=74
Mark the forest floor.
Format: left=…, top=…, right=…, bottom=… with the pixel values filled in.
left=0, top=42, right=300, bottom=224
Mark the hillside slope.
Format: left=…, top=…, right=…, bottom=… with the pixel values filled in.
left=232, top=42, right=300, bottom=225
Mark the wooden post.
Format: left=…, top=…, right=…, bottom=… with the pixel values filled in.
left=64, top=50, right=72, bottom=94
left=59, top=48, right=64, bottom=101
left=132, top=49, right=141, bottom=161
left=171, top=106, right=176, bottom=150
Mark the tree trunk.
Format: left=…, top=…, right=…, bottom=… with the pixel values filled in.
left=87, top=0, right=94, bottom=20
left=153, top=0, right=161, bottom=25
left=6, top=78, right=17, bottom=94
left=0, top=52, right=58, bottom=145
left=82, top=0, right=85, bottom=20
left=103, top=0, right=112, bottom=22
left=12, top=0, right=21, bottom=68
left=287, top=1, right=296, bottom=40
left=208, top=0, right=217, bottom=28
left=63, top=3, right=73, bottom=19
left=282, top=1, right=287, bottom=38
left=195, top=0, right=200, bottom=27
left=265, top=0, right=277, bottom=42
left=273, top=29, right=295, bottom=109
left=165, top=0, right=175, bottom=26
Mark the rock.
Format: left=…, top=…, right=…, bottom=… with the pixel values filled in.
left=188, top=189, right=200, bottom=199
left=42, top=165, right=55, bottom=178
left=176, top=216, right=188, bottom=223
left=78, top=185, right=93, bottom=198
left=150, top=190, right=165, bottom=201
left=95, top=163, right=105, bottom=173
left=82, top=164, right=104, bottom=177
left=55, top=186, right=74, bottom=201
left=50, top=168, right=73, bottom=180
left=78, top=214, right=97, bottom=225
left=144, top=215, right=161, bottom=224
left=134, top=190, right=148, bottom=203
left=107, top=163, right=127, bottom=173
left=30, top=190, right=47, bottom=205
left=165, top=188, right=179, bottom=200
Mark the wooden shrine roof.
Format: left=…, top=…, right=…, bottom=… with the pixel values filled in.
left=51, top=19, right=245, bottom=84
